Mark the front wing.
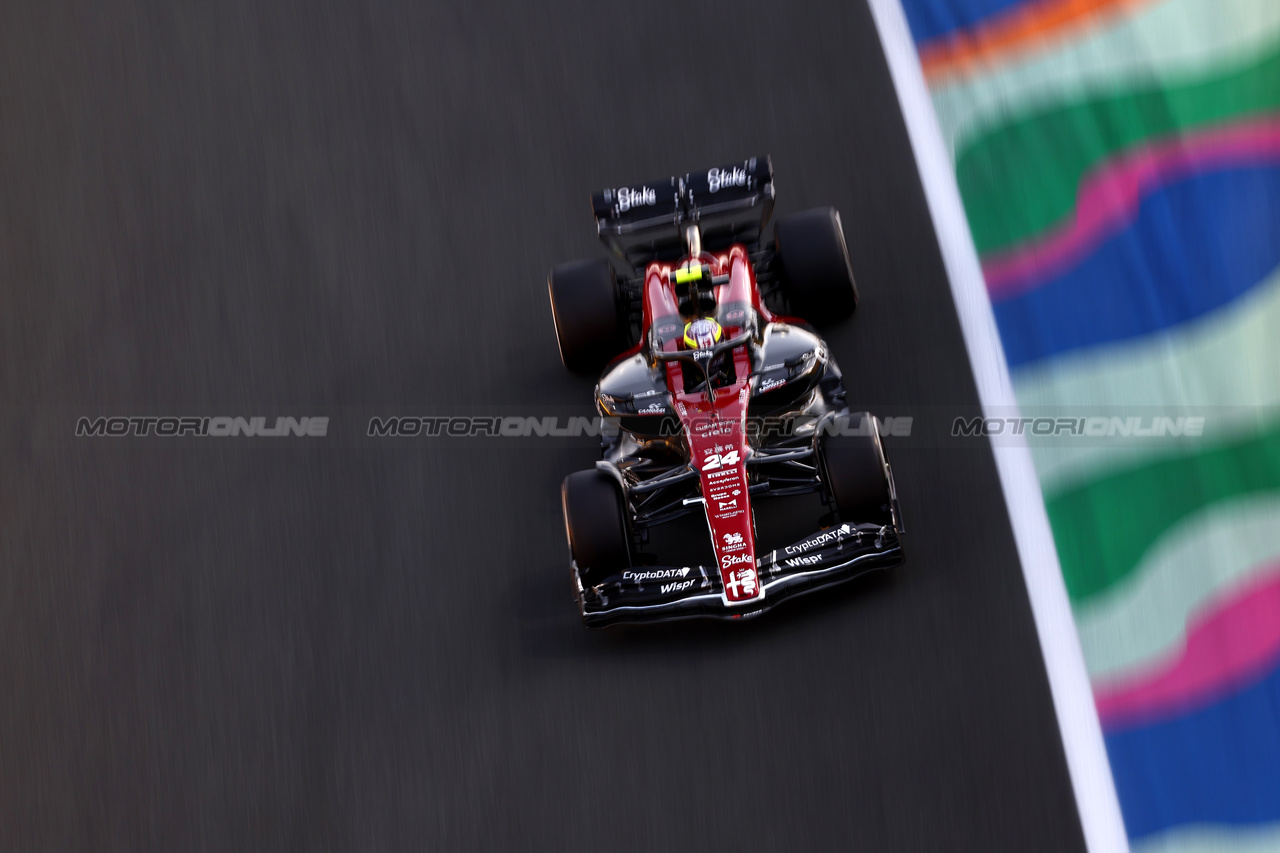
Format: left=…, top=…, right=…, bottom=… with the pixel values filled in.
left=574, top=522, right=903, bottom=628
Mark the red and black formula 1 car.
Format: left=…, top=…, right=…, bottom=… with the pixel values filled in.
left=549, top=157, right=904, bottom=627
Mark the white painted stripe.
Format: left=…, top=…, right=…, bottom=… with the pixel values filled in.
left=1134, top=821, right=1280, bottom=853
left=1015, top=265, right=1280, bottom=497
left=1078, top=493, right=1280, bottom=682
left=931, top=0, right=1280, bottom=156
left=866, top=2, right=1130, bottom=850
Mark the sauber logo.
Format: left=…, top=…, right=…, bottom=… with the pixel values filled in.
left=615, top=186, right=656, bottom=212
left=707, top=166, right=747, bottom=193
left=701, top=449, right=740, bottom=471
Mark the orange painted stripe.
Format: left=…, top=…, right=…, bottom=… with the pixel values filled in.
left=919, top=0, right=1158, bottom=82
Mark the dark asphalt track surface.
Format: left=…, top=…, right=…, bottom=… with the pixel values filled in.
left=2, top=2, right=1086, bottom=850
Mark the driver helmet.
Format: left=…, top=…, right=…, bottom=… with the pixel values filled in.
left=683, top=317, right=723, bottom=350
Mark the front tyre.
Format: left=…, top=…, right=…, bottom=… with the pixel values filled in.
left=820, top=413, right=894, bottom=528
left=774, top=207, right=859, bottom=322
left=548, top=259, right=625, bottom=375
left=562, top=468, right=632, bottom=586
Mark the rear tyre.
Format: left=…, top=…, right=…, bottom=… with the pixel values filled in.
left=774, top=207, right=859, bottom=322
left=820, top=413, right=893, bottom=527
left=548, top=259, right=625, bottom=375
left=562, top=468, right=632, bottom=585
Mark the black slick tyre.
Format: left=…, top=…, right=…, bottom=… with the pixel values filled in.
left=773, top=206, right=859, bottom=322
left=562, top=468, right=632, bottom=585
left=548, top=259, right=624, bottom=374
left=820, top=413, right=894, bottom=527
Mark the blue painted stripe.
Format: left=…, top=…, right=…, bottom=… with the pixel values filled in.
left=994, top=164, right=1280, bottom=370
left=903, top=0, right=1030, bottom=44
left=1105, top=657, right=1280, bottom=840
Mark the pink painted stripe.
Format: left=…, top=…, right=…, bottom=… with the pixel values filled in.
left=983, top=115, right=1280, bottom=302
left=1094, top=563, right=1280, bottom=731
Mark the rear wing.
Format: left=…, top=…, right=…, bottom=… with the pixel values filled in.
left=591, top=156, right=775, bottom=268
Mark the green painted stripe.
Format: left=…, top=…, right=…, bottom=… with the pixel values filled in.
left=1015, top=265, right=1280, bottom=497
left=956, top=42, right=1280, bottom=255
left=1077, top=493, right=1280, bottom=680
left=931, top=0, right=1280, bottom=156
left=1048, top=417, right=1280, bottom=604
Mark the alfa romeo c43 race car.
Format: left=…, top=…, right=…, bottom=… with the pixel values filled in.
left=549, top=157, right=905, bottom=627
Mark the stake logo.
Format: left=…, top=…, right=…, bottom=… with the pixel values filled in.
left=707, top=166, right=747, bottom=193
left=615, top=186, right=656, bottom=212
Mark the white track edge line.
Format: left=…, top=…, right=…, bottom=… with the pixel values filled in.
left=863, top=2, right=1130, bottom=850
